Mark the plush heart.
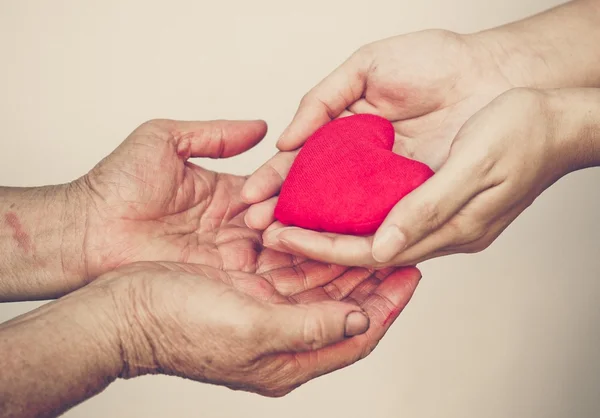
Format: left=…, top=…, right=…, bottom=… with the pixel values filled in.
left=274, top=114, right=434, bottom=235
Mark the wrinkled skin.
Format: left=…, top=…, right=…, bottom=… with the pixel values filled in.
left=66, top=119, right=266, bottom=291
left=100, top=259, right=420, bottom=397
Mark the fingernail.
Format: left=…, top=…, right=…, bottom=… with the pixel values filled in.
left=243, top=212, right=254, bottom=229
left=372, top=226, right=406, bottom=263
left=344, top=312, right=370, bottom=337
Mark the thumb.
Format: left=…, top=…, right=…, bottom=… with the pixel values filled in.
left=159, top=119, right=268, bottom=159
left=263, top=301, right=370, bottom=353
left=277, top=51, right=369, bottom=151
left=372, top=154, right=487, bottom=263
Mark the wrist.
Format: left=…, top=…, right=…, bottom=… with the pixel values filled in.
left=469, top=29, right=564, bottom=89
left=0, top=183, right=88, bottom=300
left=543, top=88, right=600, bottom=172
left=470, top=1, right=600, bottom=89
left=57, top=280, right=125, bottom=379
left=94, top=267, right=162, bottom=379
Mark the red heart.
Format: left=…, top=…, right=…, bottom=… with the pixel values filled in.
left=274, top=114, right=434, bottom=235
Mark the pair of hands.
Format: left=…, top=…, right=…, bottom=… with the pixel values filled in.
left=49, top=118, right=420, bottom=397
left=243, top=30, right=586, bottom=267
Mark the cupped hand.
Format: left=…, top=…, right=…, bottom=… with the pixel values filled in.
left=70, top=119, right=268, bottom=291
left=261, top=88, right=582, bottom=266
left=242, top=29, right=517, bottom=230
left=101, top=258, right=421, bottom=396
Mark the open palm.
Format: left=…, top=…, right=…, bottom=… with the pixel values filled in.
left=72, top=119, right=268, bottom=291
left=108, top=258, right=421, bottom=396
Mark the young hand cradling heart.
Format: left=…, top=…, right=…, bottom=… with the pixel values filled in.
left=245, top=88, right=600, bottom=267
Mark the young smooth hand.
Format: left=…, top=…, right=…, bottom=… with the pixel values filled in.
left=242, top=30, right=518, bottom=231
left=256, top=88, right=600, bottom=266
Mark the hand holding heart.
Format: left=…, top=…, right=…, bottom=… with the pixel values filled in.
left=249, top=88, right=582, bottom=267
left=242, top=30, right=521, bottom=266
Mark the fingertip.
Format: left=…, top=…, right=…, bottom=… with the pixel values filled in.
left=240, top=173, right=273, bottom=205
left=240, top=179, right=258, bottom=204
left=275, top=126, right=291, bottom=150
left=243, top=210, right=255, bottom=230
left=372, top=225, right=407, bottom=264
left=275, top=112, right=315, bottom=151
left=247, top=198, right=278, bottom=230
left=276, top=133, right=300, bottom=152
left=245, top=119, right=269, bottom=137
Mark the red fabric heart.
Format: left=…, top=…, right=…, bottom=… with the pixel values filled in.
left=274, top=114, right=434, bottom=235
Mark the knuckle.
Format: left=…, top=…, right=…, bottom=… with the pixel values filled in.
left=447, top=217, right=487, bottom=245
left=323, top=281, right=343, bottom=300
left=139, top=119, right=170, bottom=135
left=472, top=153, right=497, bottom=179
left=461, top=236, right=493, bottom=254
left=355, top=44, right=374, bottom=59
left=302, top=311, right=326, bottom=350
left=415, top=201, right=442, bottom=231
left=299, top=92, right=314, bottom=108
left=236, top=308, right=271, bottom=355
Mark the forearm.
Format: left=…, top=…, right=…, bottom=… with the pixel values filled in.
left=474, top=0, right=600, bottom=88
left=0, top=184, right=86, bottom=301
left=0, top=283, right=122, bottom=417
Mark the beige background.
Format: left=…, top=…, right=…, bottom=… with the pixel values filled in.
left=1, top=0, right=599, bottom=417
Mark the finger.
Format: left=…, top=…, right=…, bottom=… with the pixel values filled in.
left=261, top=260, right=348, bottom=297
left=371, top=156, right=491, bottom=264
left=434, top=198, right=527, bottom=255
left=277, top=51, right=370, bottom=151
left=384, top=181, right=517, bottom=265
left=264, top=301, right=370, bottom=353
left=245, top=197, right=278, bottom=230
left=347, top=98, right=383, bottom=116
left=241, top=151, right=298, bottom=204
left=290, top=267, right=377, bottom=303
left=255, top=247, right=309, bottom=276
left=264, top=227, right=375, bottom=266
left=359, top=266, right=421, bottom=328
left=167, top=119, right=268, bottom=159
left=292, top=266, right=421, bottom=379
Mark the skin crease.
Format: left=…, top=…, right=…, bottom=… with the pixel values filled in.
left=242, top=0, right=600, bottom=267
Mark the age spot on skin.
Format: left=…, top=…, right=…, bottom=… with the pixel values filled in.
left=4, top=212, right=32, bottom=254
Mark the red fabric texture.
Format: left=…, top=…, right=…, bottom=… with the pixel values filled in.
left=274, top=114, right=434, bottom=235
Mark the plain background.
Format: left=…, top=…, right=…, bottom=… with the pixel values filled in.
left=1, top=0, right=599, bottom=417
